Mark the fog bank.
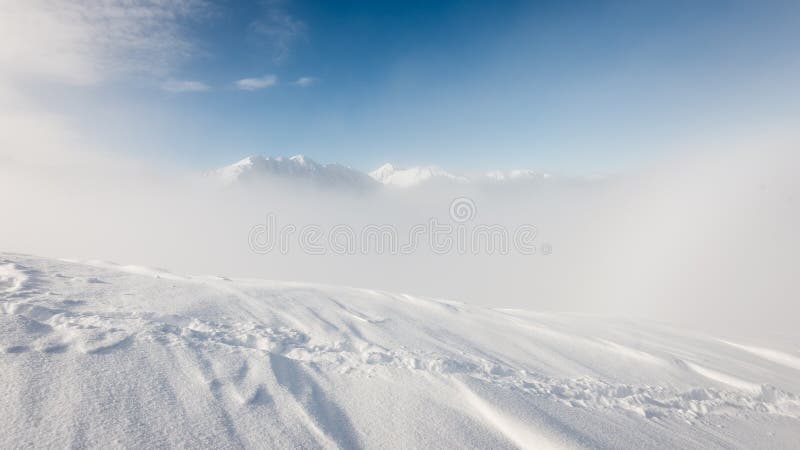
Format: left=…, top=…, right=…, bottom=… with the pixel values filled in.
left=1, top=138, right=797, bottom=338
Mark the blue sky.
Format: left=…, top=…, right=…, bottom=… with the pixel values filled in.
left=5, top=1, right=800, bottom=173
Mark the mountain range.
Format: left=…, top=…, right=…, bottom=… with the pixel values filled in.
left=211, top=155, right=553, bottom=189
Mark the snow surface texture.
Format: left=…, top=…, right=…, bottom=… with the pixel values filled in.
left=2, top=253, right=799, bottom=449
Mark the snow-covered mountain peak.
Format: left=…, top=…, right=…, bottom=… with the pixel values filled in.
left=484, top=169, right=551, bottom=182
left=369, top=163, right=467, bottom=187
left=211, top=155, right=377, bottom=190
left=370, top=162, right=395, bottom=175
left=288, top=154, right=314, bottom=166
left=368, top=163, right=396, bottom=183
left=212, top=155, right=558, bottom=190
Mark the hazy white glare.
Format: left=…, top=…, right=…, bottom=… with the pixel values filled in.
left=1, top=133, right=797, bottom=338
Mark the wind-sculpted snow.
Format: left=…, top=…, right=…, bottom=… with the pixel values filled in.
left=0, top=263, right=29, bottom=294
left=2, top=253, right=799, bottom=449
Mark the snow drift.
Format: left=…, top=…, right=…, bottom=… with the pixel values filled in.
left=2, top=253, right=799, bottom=449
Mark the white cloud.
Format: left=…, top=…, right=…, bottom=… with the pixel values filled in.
left=161, top=79, right=210, bottom=93
left=0, top=0, right=209, bottom=85
left=235, top=75, right=278, bottom=91
left=293, top=76, right=317, bottom=87
left=249, top=1, right=306, bottom=63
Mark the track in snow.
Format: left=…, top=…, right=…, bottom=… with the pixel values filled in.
left=1, top=253, right=799, bottom=449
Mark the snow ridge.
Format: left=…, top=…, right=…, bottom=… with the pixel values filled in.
left=2, top=253, right=800, bottom=448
